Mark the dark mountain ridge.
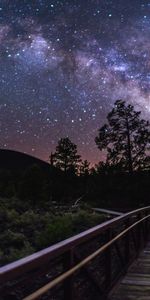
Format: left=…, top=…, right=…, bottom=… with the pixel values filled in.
left=0, top=149, right=52, bottom=173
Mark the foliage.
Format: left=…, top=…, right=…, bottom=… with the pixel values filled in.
left=94, top=161, right=122, bottom=175
left=36, top=210, right=105, bottom=249
left=79, top=160, right=90, bottom=176
left=1, top=110, right=150, bottom=267
left=0, top=196, right=106, bottom=266
left=95, top=100, right=150, bottom=173
left=53, top=137, right=81, bottom=174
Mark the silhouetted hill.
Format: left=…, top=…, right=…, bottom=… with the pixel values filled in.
left=0, top=149, right=80, bottom=205
left=0, top=149, right=54, bottom=174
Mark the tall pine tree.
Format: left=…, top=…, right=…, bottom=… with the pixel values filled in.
left=53, top=137, right=81, bottom=174
left=95, top=100, right=150, bottom=173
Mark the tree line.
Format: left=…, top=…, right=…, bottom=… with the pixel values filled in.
left=1, top=99, right=149, bottom=209
left=0, top=99, right=150, bottom=267
left=50, top=100, right=150, bottom=175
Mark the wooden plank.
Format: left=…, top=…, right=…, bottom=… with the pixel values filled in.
left=109, top=243, right=150, bottom=299
left=122, top=279, right=150, bottom=285
left=1, top=206, right=150, bottom=299
left=127, top=273, right=150, bottom=278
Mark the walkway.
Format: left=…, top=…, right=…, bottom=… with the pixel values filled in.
left=109, top=242, right=150, bottom=300
left=1, top=207, right=150, bottom=300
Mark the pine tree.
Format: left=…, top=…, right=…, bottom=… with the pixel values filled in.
left=95, top=100, right=150, bottom=173
left=53, top=137, right=81, bottom=174
left=79, top=160, right=90, bottom=176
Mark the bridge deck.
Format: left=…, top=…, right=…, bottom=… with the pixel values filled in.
left=109, top=242, right=150, bottom=300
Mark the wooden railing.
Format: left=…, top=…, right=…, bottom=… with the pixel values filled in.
left=1, top=206, right=150, bottom=300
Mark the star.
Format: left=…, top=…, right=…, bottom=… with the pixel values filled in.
left=0, top=0, right=150, bottom=164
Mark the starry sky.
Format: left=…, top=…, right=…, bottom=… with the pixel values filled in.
left=0, top=0, right=150, bottom=164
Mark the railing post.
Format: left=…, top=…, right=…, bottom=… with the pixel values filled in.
left=105, top=229, right=112, bottom=291
left=136, top=213, right=142, bottom=256
left=63, top=249, right=74, bottom=300
left=147, top=211, right=150, bottom=240
left=144, top=210, right=149, bottom=245
left=125, top=219, right=130, bottom=266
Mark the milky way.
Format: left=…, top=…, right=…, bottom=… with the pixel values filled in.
left=0, top=0, right=150, bottom=164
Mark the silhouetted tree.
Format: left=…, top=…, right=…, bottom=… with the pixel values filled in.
left=53, top=137, right=81, bottom=174
left=79, top=160, right=90, bottom=176
left=94, top=161, right=122, bottom=175
left=49, top=152, right=55, bottom=166
left=95, top=100, right=150, bottom=174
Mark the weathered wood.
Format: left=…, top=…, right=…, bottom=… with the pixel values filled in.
left=105, top=229, right=112, bottom=290
left=1, top=206, right=149, bottom=284
left=1, top=206, right=150, bottom=300
left=74, top=251, right=103, bottom=294
left=109, top=244, right=150, bottom=300
left=63, top=250, right=74, bottom=300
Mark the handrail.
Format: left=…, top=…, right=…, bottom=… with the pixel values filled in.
left=23, top=214, right=150, bottom=300
left=1, top=206, right=150, bottom=300
left=0, top=206, right=150, bottom=283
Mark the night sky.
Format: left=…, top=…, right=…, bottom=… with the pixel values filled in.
left=0, top=0, right=150, bottom=164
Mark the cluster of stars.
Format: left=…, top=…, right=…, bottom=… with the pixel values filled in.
left=0, top=0, right=150, bottom=163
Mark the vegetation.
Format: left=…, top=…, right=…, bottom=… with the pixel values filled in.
left=52, top=137, right=81, bottom=174
left=79, top=160, right=90, bottom=176
left=0, top=99, right=150, bottom=266
left=95, top=100, right=150, bottom=174
left=0, top=197, right=106, bottom=266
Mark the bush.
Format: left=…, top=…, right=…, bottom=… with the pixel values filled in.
left=0, top=204, right=106, bottom=266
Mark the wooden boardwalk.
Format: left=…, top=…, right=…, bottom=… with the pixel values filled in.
left=109, top=242, right=150, bottom=300
left=1, top=207, right=150, bottom=300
